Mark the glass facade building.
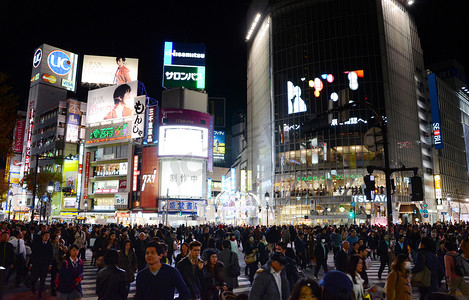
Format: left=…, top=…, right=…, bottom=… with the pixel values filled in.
left=246, top=0, right=436, bottom=225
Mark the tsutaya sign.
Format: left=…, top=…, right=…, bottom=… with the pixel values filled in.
left=353, top=195, right=387, bottom=203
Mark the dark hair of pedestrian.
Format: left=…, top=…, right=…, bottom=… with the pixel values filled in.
left=222, top=239, right=231, bottom=250
left=104, top=249, right=119, bottom=265
left=277, top=242, right=287, bottom=251
left=189, top=240, right=202, bottom=250
left=145, top=241, right=164, bottom=255
left=345, top=255, right=361, bottom=284
left=208, top=237, right=216, bottom=248
left=391, top=254, right=409, bottom=272
left=288, top=278, right=322, bottom=300
left=420, top=237, right=434, bottom=252
left=444, top=241, right=456, bottom=252
left=67, top=244, right=79, bottom=257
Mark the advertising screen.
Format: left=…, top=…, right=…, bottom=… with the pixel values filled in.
left=30, top=44, right=78, bottom=92
left=86, top=81, right=138, bottom=124
left=160, top=108, right=210, bottom=127
left=63, top=159, right=79, bottom=196
left=163, top=41, right=206, bottom=89
left=158, top=126, right=208, bottom=158
left=213, top=130, right=225, bottom=162
left=160, top=159, right=204, bottom=199
left=82, top=55, right=139, bottom=85
left=140, top=147, right=159, bottom=208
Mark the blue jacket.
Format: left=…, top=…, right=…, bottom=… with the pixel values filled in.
left=135, top=263, right=190, bottom=300
left=57, top=257, right=84, bottom=294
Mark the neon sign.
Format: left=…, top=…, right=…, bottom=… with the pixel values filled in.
left=47, top=50, right=72, bottom=76
left=86, top=124, right=130, bottom=144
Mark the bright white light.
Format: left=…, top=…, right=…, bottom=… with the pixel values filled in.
left=407, top=0, right=414, bottom=5
left=330, top=92, right=339, bottom=102
left=159, top=125, right=208, bottom=158
left=246, top=13, right=261, bottom=41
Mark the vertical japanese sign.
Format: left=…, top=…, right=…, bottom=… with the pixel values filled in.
left=144, top=105, right=158, bottom=144
left=132, top=95, right=146, bottom=139
left=24, top=107, right=35, bottom=173
left=66, top=99, right=81, bottom=142
left=434, top=174, right=442, bottom=199
left=83, top=152, right=91, bottom=200
left=428, top=73, right=443, bottom=149
left=207, top=115, right=214, bottom=172
left=132, top=155, right=140, bottom=192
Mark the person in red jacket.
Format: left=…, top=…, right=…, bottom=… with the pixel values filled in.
left=114, top=57, right=132, bottom=84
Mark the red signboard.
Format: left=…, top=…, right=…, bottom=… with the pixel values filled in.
left=140, top=147, right=159, bottom=208
left=83, top=152, right=91, bottom=199
left=13, top=120, right=26, bottom=153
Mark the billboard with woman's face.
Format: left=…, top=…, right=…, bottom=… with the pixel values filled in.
left=86, top=81, right=138, bottom=124
left=82, top=55, right=139, bottom=85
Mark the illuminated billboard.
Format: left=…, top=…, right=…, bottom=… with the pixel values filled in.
left=428, top=73, right=443, bottom=149
left=159, top=126, right=208, bottom=158
left=140, top=147, right=159, bottom=208
left=86, top=81, right=138, bottom=124
left=30, top=44, right=78, bottom=92
left=213, top=130, right=225, bottom=162
left=163, top=41, right=206, bottom=89
left=85, top=122, right=131, bottom=145
left=82, top=55, right=139, bottom=85
left=160, top=159, right=204, bottom=199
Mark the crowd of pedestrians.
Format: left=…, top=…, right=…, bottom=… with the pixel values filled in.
left=1, top=220, right=469, bottom=299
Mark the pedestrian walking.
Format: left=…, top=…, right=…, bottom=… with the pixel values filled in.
left=244, top=235, right=258, bottom=284
left=377, top=234, right=390, bottom=280
left=384, top=254, right=412, bottom=300
left=118, top=240, right=138, bottom=289
left=249, top=252, right=290, bottom=300
left=6, top=230, right=26, bottom=288
left=275, top=242, right=300, bottom=292
left=334, top=241, right=349, bottom=272
left=288, top=278, right=321, bottom=300
left=134, top=241, right=190, bottom=300
left=30, top=231, right=53, bottom=298
left=204, top=249, right=228, bottom=300
left=218, top=240, right=240, bottom=291
left=345, top=255, right=377, bottom=300
left=177, top=240, right=207, bottom=300
left=74, top=226, right=87, bottom=260
left=56, top=244, right=84, bottom=300
left=411, top=237, right=444, bottom=300
left=313, top=238, right=328, bottom=279
left=96, top=249, right=128, bottom=300
left=443, top=241, right=469, bottom=297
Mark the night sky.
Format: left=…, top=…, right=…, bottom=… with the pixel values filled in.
left=1, top=0, right=468, bottom=121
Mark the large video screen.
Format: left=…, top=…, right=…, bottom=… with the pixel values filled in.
left=160, top=159, right=204, bottom=199
left=158, top=126, right=208, bottom=158
left=86, top=81, right=138, bottom=124
left=82, top=55, right=139, bottom=85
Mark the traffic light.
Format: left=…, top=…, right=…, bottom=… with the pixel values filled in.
left=364, top=175, right=375, bottom=201
left=349, top=208, right=355, bottom=218
left=410, top=176, right=423, bottom=201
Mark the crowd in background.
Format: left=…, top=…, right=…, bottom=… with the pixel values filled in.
left=2, top=220, right=469, bottom=299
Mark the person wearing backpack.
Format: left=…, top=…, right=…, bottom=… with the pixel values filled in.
left=217, top=240, right=239, bottom=291
left=444, top=241, right=469, bottom=297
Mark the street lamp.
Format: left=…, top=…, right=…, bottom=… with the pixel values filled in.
left=265, top=192, right=270, bottom=227
left=46, top=180, right=54, bottom=224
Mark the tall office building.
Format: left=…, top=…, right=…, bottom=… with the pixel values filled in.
left=246, top=0, right=435, bottom=224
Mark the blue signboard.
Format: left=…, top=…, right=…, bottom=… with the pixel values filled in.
left=428, top=73, right=443, bottom=149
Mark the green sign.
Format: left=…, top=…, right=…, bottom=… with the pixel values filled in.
left=87, top=123, right=129, bottom=144
left=297, top=174, right=361, bottom=182
left=163, top=65, right=205, bottom=89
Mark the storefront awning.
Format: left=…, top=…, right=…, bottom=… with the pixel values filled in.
left=399, top=204, right=418, bottom=214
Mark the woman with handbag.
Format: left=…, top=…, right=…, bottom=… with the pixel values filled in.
left=384, top=254, right=412, bottom=300
left=245, top=235, right=258, bottom=284
left=411, top=237, right=444, bottom=300
left=345, top=255, right=377, bottom=300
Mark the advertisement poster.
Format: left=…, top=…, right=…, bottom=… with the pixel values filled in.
left=132, top=95, right=146, bottom=139
left=86, top=81, right=138, bottom=124
left=13, top=119, right=25, bottom=153
left=82, top=55, right=139, bottom=85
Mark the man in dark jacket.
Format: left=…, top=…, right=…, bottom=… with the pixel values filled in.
left=30, top=231, right=53, bottom=298
left=0, top=231, right=15, bottom=277
left=313, top=238, right=328, bottom=279
left=133, top=232, right=148, bottom=271
left=249, top=252, right=290, bottom=300
left=334, top=241, right=349, bottom=272
left=275, top=242, right=299, bottom=291
left=96, top=249, right=129, bottom=300
left=294, top=233, right=307, bottom=269
left=177, top=240, right=207, bottom=300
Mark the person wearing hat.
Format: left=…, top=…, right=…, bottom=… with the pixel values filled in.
left=249, top=252, right=290, bottom=300
left=319, top=270, right=354, bottom=300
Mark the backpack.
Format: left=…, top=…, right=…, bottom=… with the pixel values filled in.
left=449, top=253, right=469, bottom=276
left=226, top=252, right=241, bottom=277
left=55, top=258, right=83, bottom=289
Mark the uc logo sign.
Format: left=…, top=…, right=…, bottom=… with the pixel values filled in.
left=33, top=48, right=42, bottom=68
left=47, top=50, right=72, bottom=76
